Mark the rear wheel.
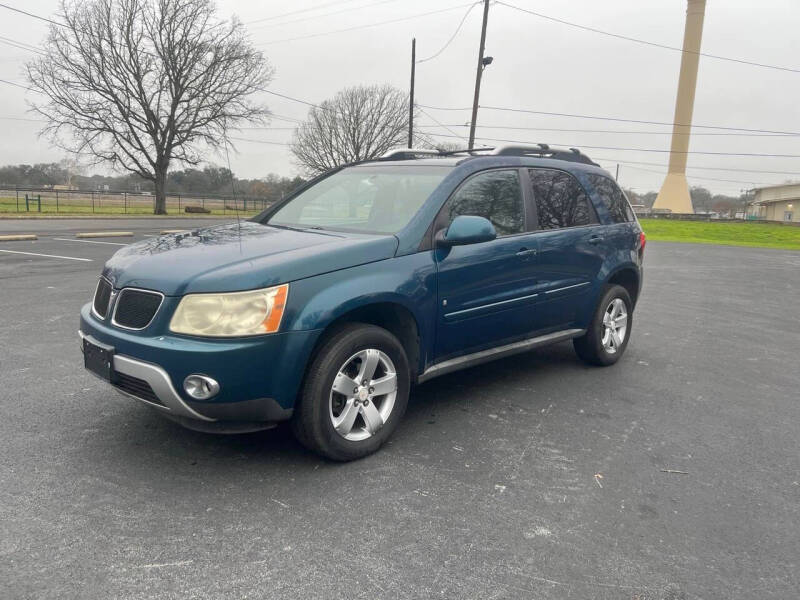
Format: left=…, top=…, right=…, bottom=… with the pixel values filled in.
left=573, top=284, right=632, bottom=366
left=291, top=323, right=409, bottom=461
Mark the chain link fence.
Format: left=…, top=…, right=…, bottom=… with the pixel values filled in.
left=0, top=187, right=274, bottom=215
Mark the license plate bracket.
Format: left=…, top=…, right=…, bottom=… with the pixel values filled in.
left=83, top=337, right=116, bottom=383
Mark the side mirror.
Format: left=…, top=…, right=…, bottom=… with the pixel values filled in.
left=436, top=215, right=497, bottom=247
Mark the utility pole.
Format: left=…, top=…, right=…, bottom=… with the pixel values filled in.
left=468, top=0, right=490, bottom=150
left=408, top=38, right=416, bottom=148
left=615, top=164, right=620, bottom=182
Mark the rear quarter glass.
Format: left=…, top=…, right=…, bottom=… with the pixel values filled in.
left=585, top=173, right=635, bottom=223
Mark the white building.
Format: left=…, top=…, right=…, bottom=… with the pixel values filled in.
left=748, top=183, right=799, bottom=223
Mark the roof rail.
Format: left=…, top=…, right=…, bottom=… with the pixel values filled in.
left=375, top=144, right=598, bottom=166
left=379, top=148, right=442, bottom=160
left=490, top=144, right=597, bottom=165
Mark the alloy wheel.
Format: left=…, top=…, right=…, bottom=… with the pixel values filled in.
left=601, top=298, right=628, bottom=354
left=329, top=349, right=397, bottom=441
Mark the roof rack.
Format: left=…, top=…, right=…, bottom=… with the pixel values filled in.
left=379, top=148, right=442, bottom=160
left=490, top=144, right=597, bottom=165
left=377, top=144, right=597, bottom=166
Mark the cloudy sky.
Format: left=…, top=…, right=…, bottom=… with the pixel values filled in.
left=1, top=0, right=799, bottom=195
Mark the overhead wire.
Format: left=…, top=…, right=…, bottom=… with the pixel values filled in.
left=245, top=0, right=364, bottom=26
left=417, top=103, right=800, bottom=136
left=416, top=2, right=480, bottom=63
left=422, top=130, right=800, bottom=158
left=248, top=0, right=403, bottom=32
left=414, top=123, right=800, bottom=137
left=416, top=106, right=466, bottom=142
left=257, top=2, right=477, bottom=45
left=0, top=35, right=46, bottom=55
left=495, top=1, right=800, bottom=74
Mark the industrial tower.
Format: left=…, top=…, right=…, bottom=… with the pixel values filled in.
left=653, top=0, right=707, bottom=214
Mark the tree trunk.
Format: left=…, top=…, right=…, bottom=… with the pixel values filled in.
left=154, top=166, right=167, bottom=215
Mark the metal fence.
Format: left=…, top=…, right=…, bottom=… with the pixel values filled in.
left=0, top=186, right=274, bottom=215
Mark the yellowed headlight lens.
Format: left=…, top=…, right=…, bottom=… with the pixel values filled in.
left=169, top=284, right=288, bottom=337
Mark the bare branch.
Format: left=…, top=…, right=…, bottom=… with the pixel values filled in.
left=26, top=0, right=272, bottom=213
left=290, top=84, right=409, bottom=176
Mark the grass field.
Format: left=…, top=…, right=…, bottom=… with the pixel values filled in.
left=639, top=218, right=800, bottom=251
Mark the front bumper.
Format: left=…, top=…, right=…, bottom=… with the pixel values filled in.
left=80, top=330, right=217, bottom=422
left=79, top=302, right=321, bottom=425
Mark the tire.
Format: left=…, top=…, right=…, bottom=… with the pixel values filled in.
left=573, top=284, right=633, bottom=366
left=291, top=323, right=410, bottom=461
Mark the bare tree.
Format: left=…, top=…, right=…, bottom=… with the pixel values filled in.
left=27, top=0, right=272, bottom=214
left=291, top=84, right=409, bottom=175
left=416, top=139, right=464, bottom=153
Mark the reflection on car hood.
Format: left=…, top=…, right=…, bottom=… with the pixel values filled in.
left=102, top=221, right=399, bottom=295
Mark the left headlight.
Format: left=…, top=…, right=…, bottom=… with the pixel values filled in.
left=169, top=284, right=288, bottom=337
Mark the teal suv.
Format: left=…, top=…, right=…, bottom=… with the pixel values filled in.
left=80, top=145, right=645, bottom=460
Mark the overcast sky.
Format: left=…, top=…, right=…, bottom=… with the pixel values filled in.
left=1, top=0, right=799, bottom=195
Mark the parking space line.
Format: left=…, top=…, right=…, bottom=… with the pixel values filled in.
left=53, top=237, right=129, bottom=246
left=0, top=249, right=93, bottom=262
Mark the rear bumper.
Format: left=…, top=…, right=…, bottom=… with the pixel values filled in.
left=79, top=302, right=321, bottom=425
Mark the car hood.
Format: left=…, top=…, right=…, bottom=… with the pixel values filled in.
left=102, top=221, right=399, bottom=295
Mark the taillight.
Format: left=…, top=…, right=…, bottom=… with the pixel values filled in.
left=638, top=231, right=646, bottom=258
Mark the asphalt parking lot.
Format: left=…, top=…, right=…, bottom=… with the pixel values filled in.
left=1, top=219, right=798, bottom=599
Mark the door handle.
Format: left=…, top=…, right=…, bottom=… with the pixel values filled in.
left=516, top=248, right=537, bottom=258
left=588, top=235, right=604, bottom=245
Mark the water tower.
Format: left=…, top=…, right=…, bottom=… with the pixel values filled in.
left=653, top=0, right=707, bottom=214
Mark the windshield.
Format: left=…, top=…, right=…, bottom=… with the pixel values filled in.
left=267, top=165, right=451, bottom=234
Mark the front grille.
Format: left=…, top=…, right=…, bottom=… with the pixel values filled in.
left=114, top=372, right=163, bottom=406
left=113, top=289, right=163, bottom=330
left=93, top=278, right=112, bottom=318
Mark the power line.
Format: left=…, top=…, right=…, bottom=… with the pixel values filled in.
left=590, top=157, right=800, bottom=177
left=260, top=88, right=322, bottom=109
left=228, top=136, right=290, bottom=146
left=0, top=115, right=43, bottom=122
left=269, top=113, right=305, bottom=124
left=416, top=2, right=480, bottom=64
left=417, top=107, right=465, bottom=142
left=415, top=123, right=800, bottom=138
left=496, top=1, right=800, bottom=75
left=425, top=130, right=800, bottom=158
left=0, top=35, right=46, bottom=55
left=246, top=0, right=363, bottom=26
left=249, top=0, right=403, bottom=31
left=595, top=161, right=772, bottom=186
left=0, top=2, right=63, bottom=26
left=0, top=78, right=36, bottom=92
left=258, top=2, right=477, bottom=45
left=418, top=103, right=800, bottom=136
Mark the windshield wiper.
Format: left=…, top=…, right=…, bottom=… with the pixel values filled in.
left=267, top=223, right=310, bottom=233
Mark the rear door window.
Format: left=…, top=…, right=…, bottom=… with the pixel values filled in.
left=527, top=169, right=596, bottom=229
left=586, top=174, right=634, bottom=223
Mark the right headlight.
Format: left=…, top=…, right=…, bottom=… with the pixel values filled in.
left=169, top=284, right=288, bottom=337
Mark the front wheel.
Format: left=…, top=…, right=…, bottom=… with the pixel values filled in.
left=573, top=285, right=633, bottom=366
left=291, top=323, right=410, bottom=461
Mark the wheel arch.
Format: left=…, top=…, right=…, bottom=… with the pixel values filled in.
left=605, top=266, right=641, bottom=308
left=306, top=300, right=423, bottom=383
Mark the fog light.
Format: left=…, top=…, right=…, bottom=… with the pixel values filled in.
left=183, top=375, right=220, bottom=400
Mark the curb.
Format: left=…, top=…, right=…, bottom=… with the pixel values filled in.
left=76, top=231, right=134, bottom=238
left=0, top=234, right=37, bottom=241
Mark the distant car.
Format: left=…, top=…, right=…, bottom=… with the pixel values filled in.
left=80, top=145, right=645, bottom=461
